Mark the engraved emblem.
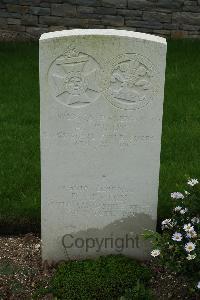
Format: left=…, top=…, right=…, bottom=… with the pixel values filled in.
left=48, top=46, right=102, bottom=108
left=103, top=53, right=155, bottom=110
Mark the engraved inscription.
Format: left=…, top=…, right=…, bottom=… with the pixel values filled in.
left=51, top=184, right=154, bottom=217
left=103, top=53, right=155, bottom=110
left=48, top=45, right=102, bottom=108
left=55, top=113, right=154, bottom=147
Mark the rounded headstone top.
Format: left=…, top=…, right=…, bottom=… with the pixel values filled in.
left=40, top=29, right=166, bottom=45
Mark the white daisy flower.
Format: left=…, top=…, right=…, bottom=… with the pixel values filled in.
left=171, top=192, right=184, bottom=199
left=185, top=242, right=196, bottom=252
left=186, top=254, right=196, bottom=260
left=151, top=249, right=160, bottom=257
left=187, top=178, right=199, bottom=186
left=172, top=232, right=182, bottom=242
left=191, top=217, right=200, bottom=224
left=161, top=219, right=173, bottom=230
left=197, top=281, right=200, bottom=289
left=174, top=206, right=182, bottom=212
left=183, top=223, right=194, bottom=232
left=186, top=231, right=197, bottom=239
left=180, top=208, right=188, bottom=214
left=162, top=218, right=171, bottom=225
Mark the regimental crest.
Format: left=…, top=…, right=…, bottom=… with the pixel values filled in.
left=48, top=49, right=155, bottom=110
left=48, top=46, right=102, bottom=107
left=102, top=53, right=155, bottom=110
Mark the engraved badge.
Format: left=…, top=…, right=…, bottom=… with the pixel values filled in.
left=48, top=46, right=102, bottom=108
left=102, top=53, right=155, bottom=110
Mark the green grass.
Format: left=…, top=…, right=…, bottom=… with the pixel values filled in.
left=0, top=40, right=200, bottom=231
left=0, top=42, right=40, bottom=232
left=34, top=255, right=153, bottom=300
left=159, top=40, right=200, bottom=219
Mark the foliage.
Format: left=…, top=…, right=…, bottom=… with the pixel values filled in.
left=143, top=178, right=200, bottom=292
left=0, top=42, right=40, bottom=232
left=47, top=255, right=152, bottom=300
left=120, top=281, right=154, bottom=300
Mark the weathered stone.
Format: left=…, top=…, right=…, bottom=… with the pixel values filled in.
left=3, top=0, right=20, bottom=3
left=136, top=27, right=154, bottom=33
left=48, top=25, right=66, bottom=31
left=40, top=2, right=51, bottom=8
left=117, top=9, right=142, bottom=17
left=7, top=4, right=29, bottom=14
left=0, top=3, right=6, bottom=9
left=0, top=10, right=20, bottom=18
left=39, top=16, right=90, bottom=27
left=30, top=7, right=50, bottom=16
left=180, top=24, right=200, bottom=30
left=51, top=3, right=76, bottom=17
left=158, top=0, right=184, bottom=9
left=184, top=0, right=197, bottom=6
left=8, top=24, right=25, bottom=31
left=88, top=24, right=106, bottom=28
left=0, top=18, right=7, bottom=25
left=101, top=15, right=124, bottom=26
left=67, top=0, right=101, bottom=6
left=7, top=17, right=21, bottom=24
left=40, top=29, right=166, bottom=262
left=87, top=18, right=102, bottom=25
left=64, top=17, right=89, bottom=27
left=95, top=6, right=117, bottom=15
left=39, top=16, right=63, bottom=26
left=78, top=11, right=102, bottom=19
left=162, top=23, right=179, bottom=30
left=42, top=0, right=62, bottom=3
left=6, top=4, right=16, bottom=13
left=128, top=0, right=155, bottom=10
left=126, top=19, right=163, bottom=29
left=128, top=0, right=183, bottom=10
left=19, top=0, right=40, bottom=5
left=101, top=0, right=127, bottom=8
left=183, top=5, right=200, bottom=12
left=1, top=0, right=200, bottom=39
left=153, top=29, right=171, bottom=36
left=0, top=10, right=8, bottom=18
left=21, top=14, right=38, bottom=26
left=77, top=6, right=94, bottom=15
left=26, top=26, right=47, bottom=37
left=143, top=11, right=171, bottom=23
left=172, top=12, right=200, bottom=25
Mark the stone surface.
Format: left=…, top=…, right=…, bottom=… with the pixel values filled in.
left=7, top=18, right=21, bottom=25
left=40, top=29, right=166, bottom=262
left=21, top=14, right=38, bottom=26
left=1, top=0, right=200, bottom=39
left=30, top=6, right=50, bottom=16
left=172, top=12, right=200, bottom=25
left=125, top=20, right=163, bottom=30
left=143, top=11, right=171, bottom=23
left=51, top=3, right=76, bottom=17
left=102, top=0, right=127, bottom=8
left=101, top=15, right=124, bottom=26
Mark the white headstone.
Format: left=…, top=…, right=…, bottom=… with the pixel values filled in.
left=40, top=29, right=167, bottom=262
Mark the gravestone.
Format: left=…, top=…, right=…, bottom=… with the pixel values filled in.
left=40, top=29, right=167, bottom=262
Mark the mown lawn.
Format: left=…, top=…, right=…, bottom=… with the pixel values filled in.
left=0, top=40, right=199, bottom=233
